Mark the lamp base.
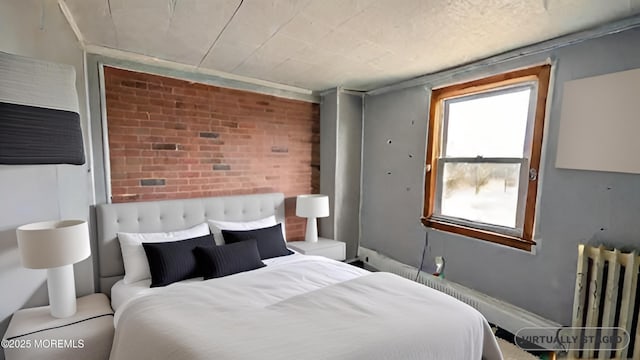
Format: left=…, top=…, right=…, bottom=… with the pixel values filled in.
left=304, top=217, right=318, bottom=243
left=47, top=265, right=77, bottom=318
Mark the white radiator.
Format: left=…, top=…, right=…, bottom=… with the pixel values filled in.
left=570, top=244, right=640, bottom=360
left=358, top=246, right=560, bottom=343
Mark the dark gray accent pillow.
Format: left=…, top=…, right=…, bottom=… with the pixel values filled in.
left=222, top=223, right=293, bottom=260
left=142, top=234, right=215, bottom=287
left=194, top=240, right=266, bottom=279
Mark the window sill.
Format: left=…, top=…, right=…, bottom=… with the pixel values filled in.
left=420, top=218, right=535, bottom=251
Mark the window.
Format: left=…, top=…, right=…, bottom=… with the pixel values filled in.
left=422, top=65, right=551, bottom=251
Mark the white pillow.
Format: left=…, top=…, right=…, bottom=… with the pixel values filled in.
left=117, top=223, right=210, bottom=284
left=207, top=215, right=284, bottom=245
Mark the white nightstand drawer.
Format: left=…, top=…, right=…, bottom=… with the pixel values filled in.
left=3, top=293, right=114, bottom=360
left=288, top=238, right=346, bottom=261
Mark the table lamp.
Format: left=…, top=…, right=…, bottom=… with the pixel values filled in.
left=16, top=220, right=90, bottom=318
left=296, top=194, right=329, bottom=243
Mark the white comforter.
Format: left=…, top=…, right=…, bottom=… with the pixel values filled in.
left=110, top=255, right=503, bottom=360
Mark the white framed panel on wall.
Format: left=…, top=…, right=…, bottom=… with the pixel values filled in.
left=556, top=67, right=640, bottom=174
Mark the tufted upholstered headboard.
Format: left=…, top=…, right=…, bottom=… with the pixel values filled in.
left=95, top=192, right=285, bottom=296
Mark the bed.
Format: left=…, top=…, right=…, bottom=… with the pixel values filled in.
left=96, top=192, right=503, bottom=360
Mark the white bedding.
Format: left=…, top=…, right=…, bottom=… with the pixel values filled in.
left=110, top=255, right=502, bottom=360
left=110, top=249, right=304, bottom=311
left=110, top=278, right=198, bottom=311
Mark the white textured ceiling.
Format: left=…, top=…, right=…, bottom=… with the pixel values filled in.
left=63, top=0, right=640, bottom=91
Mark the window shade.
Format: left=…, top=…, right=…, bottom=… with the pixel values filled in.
left=0, top=51, right=84, bottom=165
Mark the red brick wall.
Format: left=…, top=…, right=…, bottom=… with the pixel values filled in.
left=104, top=67, right=320, bottom=241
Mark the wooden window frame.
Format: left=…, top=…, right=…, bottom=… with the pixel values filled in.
left=421, top=65, right=551, bottom=251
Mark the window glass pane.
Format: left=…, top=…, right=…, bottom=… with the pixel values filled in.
left=444, top=88, right=531, bottom=158
left=441, top=162, right=520, bottom=228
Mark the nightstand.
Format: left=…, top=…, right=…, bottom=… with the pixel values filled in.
left=288, top=238, right=346, bottom=261
left=2, top=293, right=114, bottom=360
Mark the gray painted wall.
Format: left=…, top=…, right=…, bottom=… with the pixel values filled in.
left=361, top=86, right=429, bottom=265
left=361, top=28, right=640, bottom=325
left=320, top=90, right=363, bottom=259
left=335, top=92, right=363, bottom=259
left=86, top=55, right=109, bottom=208
left=319, top=90, right=338, bottom=239
left=0, top=1, right=94, bottom=355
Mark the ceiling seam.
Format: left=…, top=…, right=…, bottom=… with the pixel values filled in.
left=170, top=0, right=178, bottom=18
left=40, top=0, right=45, bottom=30
left=86, top=44, right=315, bottom=96
left=106, top=0, right=119, bottom=48
left=318, top=3, right=375, bottom=57
left=260, top=3, right=372, bottom=84
left=197, top=0, right=244, bottom=68
left=57, top=0, right=86, bottom=49
left=167, top=0, right=178, bottom=32
left=230, top=2, right=313, bottom=73
left=245, top=2, right=370, bottom=84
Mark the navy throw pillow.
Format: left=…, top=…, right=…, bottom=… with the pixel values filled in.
left=142, top=233, right=215, bottom=287
left=222, top=223, right=293, bottom=260
left=194, top=239, right=266, bottom=279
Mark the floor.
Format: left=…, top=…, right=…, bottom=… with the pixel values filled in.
left=495, top=327, right=556, bottom=360
left=497, top=338, right=540, bottom=360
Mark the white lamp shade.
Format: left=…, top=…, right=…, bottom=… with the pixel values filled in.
left=17, top=220, right=90, bottom=269
left=296, top=194, right=330, bottom=218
